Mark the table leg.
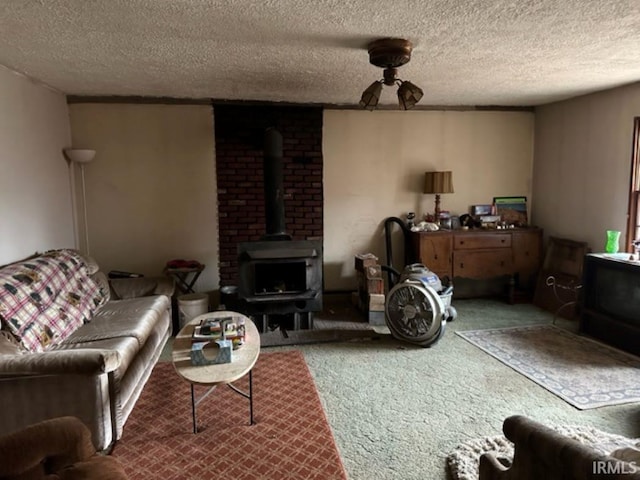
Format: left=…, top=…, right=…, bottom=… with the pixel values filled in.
left=191, top=384, right=197, bottom=434
left=176, top=272, right=202, bottom=294
left=189, top=372, right=255, bottom=433
left=166, top=268, right=204, bottom=294
left=249, top=369, right=254, bottom=425
left=190, top=384, right=219, bottom=433
left=227, top=369, right=255, bottom=426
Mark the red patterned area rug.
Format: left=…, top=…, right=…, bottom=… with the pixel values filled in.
left=112, top=350, right=347, bottom=480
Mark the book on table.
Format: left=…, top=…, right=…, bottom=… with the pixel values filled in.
left=191, top=316, right=246, bottom=348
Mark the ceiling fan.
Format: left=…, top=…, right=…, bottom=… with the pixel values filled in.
left=359, top=38, right=424, bottom=111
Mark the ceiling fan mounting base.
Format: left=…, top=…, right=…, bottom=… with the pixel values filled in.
left=368, top=38, right=413, bottom=69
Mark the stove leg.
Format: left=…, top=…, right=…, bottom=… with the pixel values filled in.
left=254, top=314, right=268, bottom=333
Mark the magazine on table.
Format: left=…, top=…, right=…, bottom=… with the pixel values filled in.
left=191, top=316, right=246, bottom=348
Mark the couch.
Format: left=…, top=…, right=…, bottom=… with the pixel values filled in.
left=479, top=415, right=640, bottom=479
left=0, top=249, right=174, bottom=451
left=0, top=416, right=128, bottom=480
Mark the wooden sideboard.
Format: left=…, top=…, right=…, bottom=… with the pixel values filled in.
left=411, top=228, right=543, bottom=299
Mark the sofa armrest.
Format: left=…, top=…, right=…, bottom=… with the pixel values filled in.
left=0, top=349, right=121, bottom=376
left=152, top=276, right=175, bottom=296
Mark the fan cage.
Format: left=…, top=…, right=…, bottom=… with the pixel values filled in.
left=385, top=281, right=445, bottom=345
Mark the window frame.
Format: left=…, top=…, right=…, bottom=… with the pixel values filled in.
left=626, top=117, right=640, bottom=252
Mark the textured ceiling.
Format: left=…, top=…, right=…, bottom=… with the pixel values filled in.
left=1, top=0, right=640, bottom=107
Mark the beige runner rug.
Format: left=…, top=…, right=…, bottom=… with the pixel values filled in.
left=457, top=325, right=640, bottom=409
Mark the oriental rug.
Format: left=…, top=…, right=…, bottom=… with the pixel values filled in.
left=112, top=350, right=347, bottom=480
left=457, top=325, right=640, bottom=410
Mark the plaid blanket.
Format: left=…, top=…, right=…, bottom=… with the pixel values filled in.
left=0, top=250, right=105, bottom=352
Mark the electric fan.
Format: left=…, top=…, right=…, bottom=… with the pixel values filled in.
left=385, top=264, right=456, bottom=347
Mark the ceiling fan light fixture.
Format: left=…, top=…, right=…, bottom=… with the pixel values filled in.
left=359, top=38, right=424, bottom=110
left=367, top=38, right=413, bottom=69
left=383, top=67, right=398, bottom=86
left=397, top=81, right=424, bottom=110
left=359, top=81, right=383, bottom=111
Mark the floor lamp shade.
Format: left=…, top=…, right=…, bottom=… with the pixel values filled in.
left=64, top=149, right=96, bottom=164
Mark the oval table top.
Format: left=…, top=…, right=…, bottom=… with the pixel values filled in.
left=172, top=311, right=260, bottom=386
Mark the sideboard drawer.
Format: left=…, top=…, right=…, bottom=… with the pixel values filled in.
left=412, top=228, right=542, bottom=299
left=454, top=249, right=513, bottom=278
left=454, top=233, right=512, bottom=250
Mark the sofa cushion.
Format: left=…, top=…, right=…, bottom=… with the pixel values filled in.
left=62, top=296, right=170, bottom=348
left=0, top=250, right=105, bottom=352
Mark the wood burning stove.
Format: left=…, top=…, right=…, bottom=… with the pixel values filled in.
left=238, top=239, right=322, bottom=314
left=236, top=127, right=323, bottom=329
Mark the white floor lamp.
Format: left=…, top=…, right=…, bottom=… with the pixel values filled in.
left=64, top=148, right=96, bottom=255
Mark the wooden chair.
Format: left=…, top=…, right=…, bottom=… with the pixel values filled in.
left=533, top=237, right=590, bottom=322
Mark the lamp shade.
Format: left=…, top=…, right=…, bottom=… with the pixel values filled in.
left=397, top=81, right=424, bottom=110
left=359, top=81, right=383, bottom=111
left=424, top=171, right=454, bottom=194
left=64, top=148, right=96, bottom=164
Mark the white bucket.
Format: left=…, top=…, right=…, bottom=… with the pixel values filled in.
left=178, top=293, right=209, bottom=329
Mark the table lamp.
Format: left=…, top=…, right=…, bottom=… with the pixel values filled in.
left=424, top=171, right=454, bottom=221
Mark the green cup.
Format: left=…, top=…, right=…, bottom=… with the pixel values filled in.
left=605, top=230, right=621, bottom=254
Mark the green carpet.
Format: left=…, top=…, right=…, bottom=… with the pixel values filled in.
left=273, top=299, right=640, bottom=480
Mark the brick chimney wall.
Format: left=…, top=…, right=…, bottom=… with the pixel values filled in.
left=214, top=105, right=323, bottom=286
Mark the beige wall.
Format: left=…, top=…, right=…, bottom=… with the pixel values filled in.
left=66, top=106, right=534, bottom=294
left=4, top=66, right=634, bottom=293
left=323, top=109, right=535, bottom=290
left=68, top=104, right=219, bottom=292
left=533, top=82, right=640, bottom=252
left=0, top=67, right=74, bottom=265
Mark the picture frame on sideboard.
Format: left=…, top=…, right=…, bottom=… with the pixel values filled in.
left=493, top=196, right=527, bottom=226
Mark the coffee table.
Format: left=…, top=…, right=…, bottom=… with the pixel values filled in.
left=172, top=311, right=260, bottom=433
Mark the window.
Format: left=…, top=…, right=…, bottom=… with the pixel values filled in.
left=626, top=117, right=640, bottom=251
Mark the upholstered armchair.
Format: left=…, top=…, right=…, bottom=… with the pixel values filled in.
left=479, top=415, right=640, bottom=480
left=0, top=416, right=128, bottom=480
